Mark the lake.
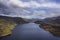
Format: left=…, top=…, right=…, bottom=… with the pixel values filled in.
left=0, top=23, right=60, bottom=40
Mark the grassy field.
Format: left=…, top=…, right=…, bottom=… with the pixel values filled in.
left=0, top=19, right=16, bottom=37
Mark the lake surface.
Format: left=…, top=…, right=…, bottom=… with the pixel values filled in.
left=0, top=23, right=60, bottom=40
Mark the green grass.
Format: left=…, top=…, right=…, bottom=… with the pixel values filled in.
left=0, top=19, right=16, bottom=37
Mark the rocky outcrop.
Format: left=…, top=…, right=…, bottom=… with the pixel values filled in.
left=0, top=16, right=29, bottom=37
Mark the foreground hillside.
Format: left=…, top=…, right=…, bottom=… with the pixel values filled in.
left=0, top=16, right=28, bottom=37
left=35, top=16, right=60, bottom=37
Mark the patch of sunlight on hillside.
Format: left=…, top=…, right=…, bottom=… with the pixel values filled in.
left=0, top=19, right=16, bottom=37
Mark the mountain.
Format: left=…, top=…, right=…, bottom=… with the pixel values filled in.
left=0, top=16, right=29, bottom=37
left=43, top=16, right=60, bottom=24
left=34, top=16, right=60, bottom=37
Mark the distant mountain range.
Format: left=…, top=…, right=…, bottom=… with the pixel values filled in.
left=0, top=16, right=29, bottom=24
left=43, top=16, right=60, bottom=24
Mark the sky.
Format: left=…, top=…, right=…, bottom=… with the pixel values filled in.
left=0, top=0, right=60, bottom=19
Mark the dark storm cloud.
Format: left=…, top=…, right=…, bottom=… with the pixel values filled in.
left=0, top=0, right=60, bottom=19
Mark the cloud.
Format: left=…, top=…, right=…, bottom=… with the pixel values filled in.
left=0, top=0, right=60, bottom=19
left=0, top=0, right=60, bottom=8
left=29, top=9, right=60, bottom=19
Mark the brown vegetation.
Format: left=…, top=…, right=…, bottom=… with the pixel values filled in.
left=0, top=16, right=29, bottom=37
left=35, top=20, right=60, bottom=37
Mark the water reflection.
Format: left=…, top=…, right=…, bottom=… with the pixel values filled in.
left=39, top=25, right=60, bottom=37
left=0, top=23, right=60, bottom=40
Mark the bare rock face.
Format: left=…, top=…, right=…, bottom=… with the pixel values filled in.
left=0, top=16, right=29, bottom=37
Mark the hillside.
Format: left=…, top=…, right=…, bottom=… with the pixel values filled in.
left=0, top=16, right=29, bottom=37
left=34, top=16, right=60, bottom=37
left=43, top=16, right=60, bottom=24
